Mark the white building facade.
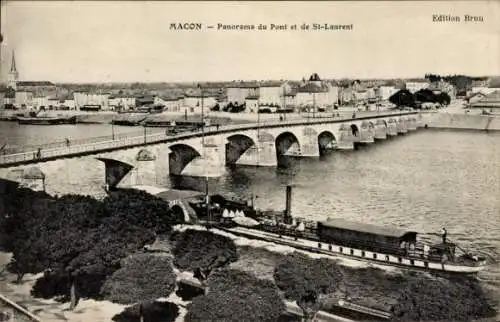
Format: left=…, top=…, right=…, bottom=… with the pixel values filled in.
left=375, top=86, right=398, bottom=100
left=226, top=82, right=259, bottom=105
left=73, top=92, right=111, bottom=110
left=405, top=82, right=430, bottom=93
left=14, top=91, right=34, bottom=107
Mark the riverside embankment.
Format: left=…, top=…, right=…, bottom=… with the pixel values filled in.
left=424, top=113, right=500, bottom=131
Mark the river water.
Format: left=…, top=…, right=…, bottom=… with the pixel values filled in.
left=1, top=121, right=499, bottom=312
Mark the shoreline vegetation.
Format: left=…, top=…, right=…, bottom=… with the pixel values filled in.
left=0, top=187, right=497, bottom=322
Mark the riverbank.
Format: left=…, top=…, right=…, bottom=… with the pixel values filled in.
left=2, top=225, right=497, bottom=322
left=425, top=113, right=500, bottom=131
left=0, top=106, right=388, bottom=125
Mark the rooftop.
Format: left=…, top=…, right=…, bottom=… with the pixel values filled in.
left=227, top=81, right=260, bottom=89
left=17, top=81, right=55, bottom=87
left=155, top=189, right=205, bottom=201
left=320, top=218, right=417, bottom=238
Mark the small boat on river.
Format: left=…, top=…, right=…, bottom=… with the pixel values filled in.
left=195, top=186, right=495, bottom=275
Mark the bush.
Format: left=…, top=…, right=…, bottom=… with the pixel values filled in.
left=31, top=271, right=70, bottom=300
left=101, top=253, right=177, bottom=305
left=112, top=301, right=179, bottom=322
left=185, top=269, right=285, bottom=322
left=390, top=276, right=496, bottom=321
left=274, top=252, right=343, bottom=321
left=172, top=230, right=238, bottom=282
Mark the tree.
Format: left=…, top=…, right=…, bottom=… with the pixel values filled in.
left=414, top=89, right=437, bottom=104
left=64, top=219, right=156, bottom=309
left=103, top=188, right=179, bottom=234
left=391, top=277, right=496, bottom=321
left=0, top=188, right=54, bottom=252
left=424, top=74, right=442, bottom=83
left=172, top=230, right=238, bottom=286
left=435, top=92, right=451, bottom=106
left=101, top=253, right=177, bottom=322
left=2, top=190, right=56, bottom=281
left=7, top=235, right=49, bottom=283
left=389, top=89, right=415, bottom=108
left=274, top=252, right=343, bottom=322
left=185, top=269, right=285, bottom=322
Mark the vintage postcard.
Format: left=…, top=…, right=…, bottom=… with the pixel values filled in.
left=0, top=1, right=499, bottom=321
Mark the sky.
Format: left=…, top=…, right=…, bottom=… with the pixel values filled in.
left=1, top=1, right=500, bottom=83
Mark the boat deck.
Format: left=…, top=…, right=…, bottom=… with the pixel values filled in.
left=222, top=225, right=486, bottom=274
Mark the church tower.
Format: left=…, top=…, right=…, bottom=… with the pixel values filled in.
left=8, top=50, right=19, bottom=90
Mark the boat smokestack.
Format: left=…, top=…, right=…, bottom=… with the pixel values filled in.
left=285, top=185, right=292, bottom=224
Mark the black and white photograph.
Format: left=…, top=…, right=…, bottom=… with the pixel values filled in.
left=0, top=1, right=499, bottom=321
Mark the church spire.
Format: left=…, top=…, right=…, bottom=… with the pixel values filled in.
left=8, top=50, right=19, bottom=90
left=10, top=51, right=17, bottom=73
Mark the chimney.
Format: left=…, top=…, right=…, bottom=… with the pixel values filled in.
left=285, top=185, right=293, bottom=224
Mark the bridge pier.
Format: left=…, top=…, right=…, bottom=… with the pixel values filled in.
left=387, top=119, right=398, bottom=137
left=133, top=148, right=157, bottom=186
left=374, top=121, right=387, bottom=140
left=181, top=140, right=226, bottom=177
left=397, top=118, right=408, bottom=134
left=236, top=141, right=278, bottom=166
left=407, top=117, right=417, bottom=131
left=359, top=122, right=375, bottom=144
left=337, top=126, right=355, bottom=150
left=298, top=128, right=320, bottom=157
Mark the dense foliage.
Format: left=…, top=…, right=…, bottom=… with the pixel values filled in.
left=414, top=89, right=451, bottom=106
left=172, top=229, right=238, bottom=282
left=389, top=89, right=415, bottom=108
left=101, top=253, right=177, bottom=305
left=185, top=269, right=285, bottom=322
left=389, top=89, right=450, bottom=108
left=112, top=302, right=179, bottom=322
left=0, top=187, right=178, bottom=309
left=274, top=252, right=343, bottom=321
left=424, top=74, right=488, bottom=91
left=390, top=277, right=496, bottom=321
left=102, top=188, right=181, bottom=233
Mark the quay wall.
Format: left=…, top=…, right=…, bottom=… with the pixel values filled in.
left=424, top=113, right=500, bottom=131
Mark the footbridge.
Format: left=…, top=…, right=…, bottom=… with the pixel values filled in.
left=0, top=111, right=429, bottom=180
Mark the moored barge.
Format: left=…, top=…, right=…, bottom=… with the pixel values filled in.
left=17, top=115, right=77, bottom=125
left=198, top=186, right=494, bottom=275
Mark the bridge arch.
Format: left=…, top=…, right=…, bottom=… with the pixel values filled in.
left=275, top=131, right=300, bottom=166
left=168, top=143, right=201, bottom=176
left=318, top=131, right=337, bottom=156
left=226, top=134, right=256, bottom=165
left=170, top=203, right=191, bottom=223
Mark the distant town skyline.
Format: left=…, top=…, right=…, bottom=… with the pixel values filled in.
left=1, top=1, right=499, bottom=83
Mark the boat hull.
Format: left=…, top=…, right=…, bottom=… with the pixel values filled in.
left=17, top=116, right=77, bottom=125
left=221, top=226, right=486, bottom=275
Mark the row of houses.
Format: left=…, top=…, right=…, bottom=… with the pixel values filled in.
left=1, top=76, right=464, bottom=114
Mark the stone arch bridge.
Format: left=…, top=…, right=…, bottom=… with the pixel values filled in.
left=162, top=113, right=422, bottom=177
left=0, top=112, right=427, bottom=189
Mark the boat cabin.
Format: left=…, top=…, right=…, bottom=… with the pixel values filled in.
left=317, top=218, right=418, bottom=254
